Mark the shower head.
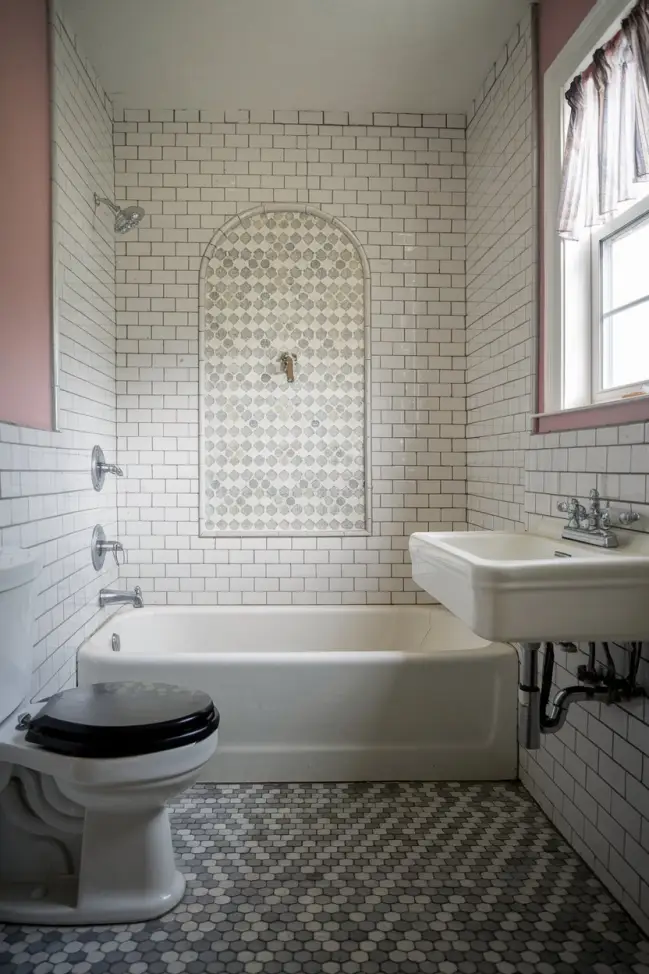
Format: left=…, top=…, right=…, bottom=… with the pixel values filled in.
left=94, top=193, right=145, bottom=234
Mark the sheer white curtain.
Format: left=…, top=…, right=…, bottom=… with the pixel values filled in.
left=558, top=1, right=649, bottom=240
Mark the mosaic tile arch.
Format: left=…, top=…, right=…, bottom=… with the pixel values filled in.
left=199, top=204, right=372, bottom=537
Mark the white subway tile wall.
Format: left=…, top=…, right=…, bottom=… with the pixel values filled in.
left=114, top=109, right=467, bottom=604
left=466, top=17, right=533, bottom=532
left=0, top=12, right=118, bottom=699
left=468, top=11, right=649, bottom=935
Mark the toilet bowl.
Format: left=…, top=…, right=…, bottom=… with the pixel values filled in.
left=0, top=548, right=220, bottom=925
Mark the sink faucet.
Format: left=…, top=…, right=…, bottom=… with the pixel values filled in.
left=557, top=489, right=618, bottom=548
left=99, top=585, right=144, bottom=608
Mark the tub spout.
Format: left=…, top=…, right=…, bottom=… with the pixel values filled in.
left=99, top=585, right=144, bottom=609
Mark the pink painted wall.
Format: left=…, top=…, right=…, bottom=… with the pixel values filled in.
left=538, top=0, right=596, bottom=74
left=0, top=0, right=52, bottom=430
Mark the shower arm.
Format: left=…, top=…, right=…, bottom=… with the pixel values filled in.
left=93, top=193, right=120, bottom=215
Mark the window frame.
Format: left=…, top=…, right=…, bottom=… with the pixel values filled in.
left=539, top=0, right=649, bottom=432
left=590, top=200, right=649, bottom=403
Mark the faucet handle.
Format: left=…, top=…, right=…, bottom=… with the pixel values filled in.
left=101, top=462, right=124, bottom=478
left=557, top=497, right=582, bottom=515
left=91, top=445, right=124, bottom=491
left=557, top=497, right=586, bottom=527
left=619, top=509, right=641, bottom=526
left=112, top=542, right=125, bottom=567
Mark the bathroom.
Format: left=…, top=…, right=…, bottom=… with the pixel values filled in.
left=2, top=0, right=649, bottom=967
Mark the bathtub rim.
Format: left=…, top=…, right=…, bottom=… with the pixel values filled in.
left=79, top=603, right=515, bottom=664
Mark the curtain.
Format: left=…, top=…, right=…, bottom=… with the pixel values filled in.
left=558, top=0, right=649, bottom=239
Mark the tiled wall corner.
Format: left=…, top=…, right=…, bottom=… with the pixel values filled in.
left=467, top=9, right=649, bottom=936
left=0, top=11, right=118, bottom=699
left=114, top=109, right=467, bottom=604
left=466, top=12, right=535, bottom=532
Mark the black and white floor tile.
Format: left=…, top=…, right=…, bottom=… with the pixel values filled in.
left=1, top=782, right=648, bottom=973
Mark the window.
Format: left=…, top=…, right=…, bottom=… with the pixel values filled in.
left=593, top=205, right=649, bottom=398
left=542, top=0, right=649, bottom=429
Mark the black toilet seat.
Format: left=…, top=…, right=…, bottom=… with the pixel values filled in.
left=24, top=682, right=220, bottom=759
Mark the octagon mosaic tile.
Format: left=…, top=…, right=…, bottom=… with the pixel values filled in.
left=200, top=209, right=368, bottom=536
left=1, top=782, right=648, bottom=974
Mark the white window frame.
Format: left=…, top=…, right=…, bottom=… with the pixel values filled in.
left=543, top=0, right=642, bottom=416
left=590, top=199, right=649, bottom=402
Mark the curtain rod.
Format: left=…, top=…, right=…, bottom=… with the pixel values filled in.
left=580, top=32, right=622, bottom=82
left=573, top=0, right=647, bottom=86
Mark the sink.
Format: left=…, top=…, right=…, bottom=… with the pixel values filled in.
left=409, top=529, right=649, bottom=643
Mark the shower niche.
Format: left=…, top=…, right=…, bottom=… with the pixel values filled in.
left=199, top=205, right=370, bottom=536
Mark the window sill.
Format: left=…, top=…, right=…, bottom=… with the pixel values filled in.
left=534, top=396, right=649, bottom=434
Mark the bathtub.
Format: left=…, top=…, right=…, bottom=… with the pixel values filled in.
left=77, top=606, right=518, bottom=782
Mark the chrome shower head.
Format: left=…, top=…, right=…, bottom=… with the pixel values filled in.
left=94, top=193, right=145, bottom=234
left=114, top=204, right=145, bottom=233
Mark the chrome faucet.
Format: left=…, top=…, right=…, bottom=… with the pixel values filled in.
left=98, top=539, right=125, bottom=565
left=557, top=489, right=617, bottom=548
left=91, top=524, right=127, bottom=570
left=91, top=445, right=123, bottom=492
left=99, top=585, right=144, bottom=609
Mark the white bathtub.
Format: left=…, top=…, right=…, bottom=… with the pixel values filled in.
left=77, top=606, right=518, bottom=782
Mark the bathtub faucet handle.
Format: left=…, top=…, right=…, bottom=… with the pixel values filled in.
left=91, top=445, right=124, bottom=492
left=112, top=542, right=125, bottom=567
left=92, top=525, right=128, bottom=571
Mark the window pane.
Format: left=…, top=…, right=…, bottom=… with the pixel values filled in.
left=607, top=215, right=649, bottom=312
left=602, top=301, right=649, bottom=389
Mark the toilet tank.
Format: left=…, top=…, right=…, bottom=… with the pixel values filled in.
left=0, top=548, right=41, bottom=722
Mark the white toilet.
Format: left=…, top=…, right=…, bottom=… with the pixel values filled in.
left=0, top=547, right=219, bottom=925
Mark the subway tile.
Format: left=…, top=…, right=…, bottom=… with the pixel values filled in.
left=2, top=12, right=120, bottom=700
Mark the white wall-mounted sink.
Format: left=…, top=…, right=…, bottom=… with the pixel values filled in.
left=410, top=530, right=649, bottom=643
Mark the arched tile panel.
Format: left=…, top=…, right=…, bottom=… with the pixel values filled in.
left=199, top=205, right=371, bottom=536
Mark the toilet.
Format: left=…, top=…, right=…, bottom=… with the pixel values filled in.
left=0, top=547, right=220, bottom=925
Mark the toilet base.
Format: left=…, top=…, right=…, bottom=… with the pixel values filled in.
left=0, top=729, right=219, bottom=924
left=0, top=870, right=186, bottom=925
left=0, top=788, right=189, bottom=924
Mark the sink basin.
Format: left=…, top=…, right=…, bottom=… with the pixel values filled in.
left=409, top=530, right=649, bottom=643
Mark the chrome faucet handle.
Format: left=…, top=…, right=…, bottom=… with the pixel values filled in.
left=99, top=539, right=126, bottom=566
left=91, top=525, right=127, bottom=570
left=101, top=462, right=123, bottom=477
left=91, top=445, right=124, bottom=491
left=111, top=542, right=125, bottom=567
left=619, top=509, right=641, bottom=526
left=557, top=497, right=586, bottom=528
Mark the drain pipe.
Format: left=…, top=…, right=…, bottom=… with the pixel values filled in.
left=518, top=643, right=623, bottom=747
left=518, top=643, right=541, bottom=749
left=541, top=684, right=609, bottom=732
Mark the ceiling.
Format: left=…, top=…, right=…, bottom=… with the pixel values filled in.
left=59, top=0, right=528, bottom=114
